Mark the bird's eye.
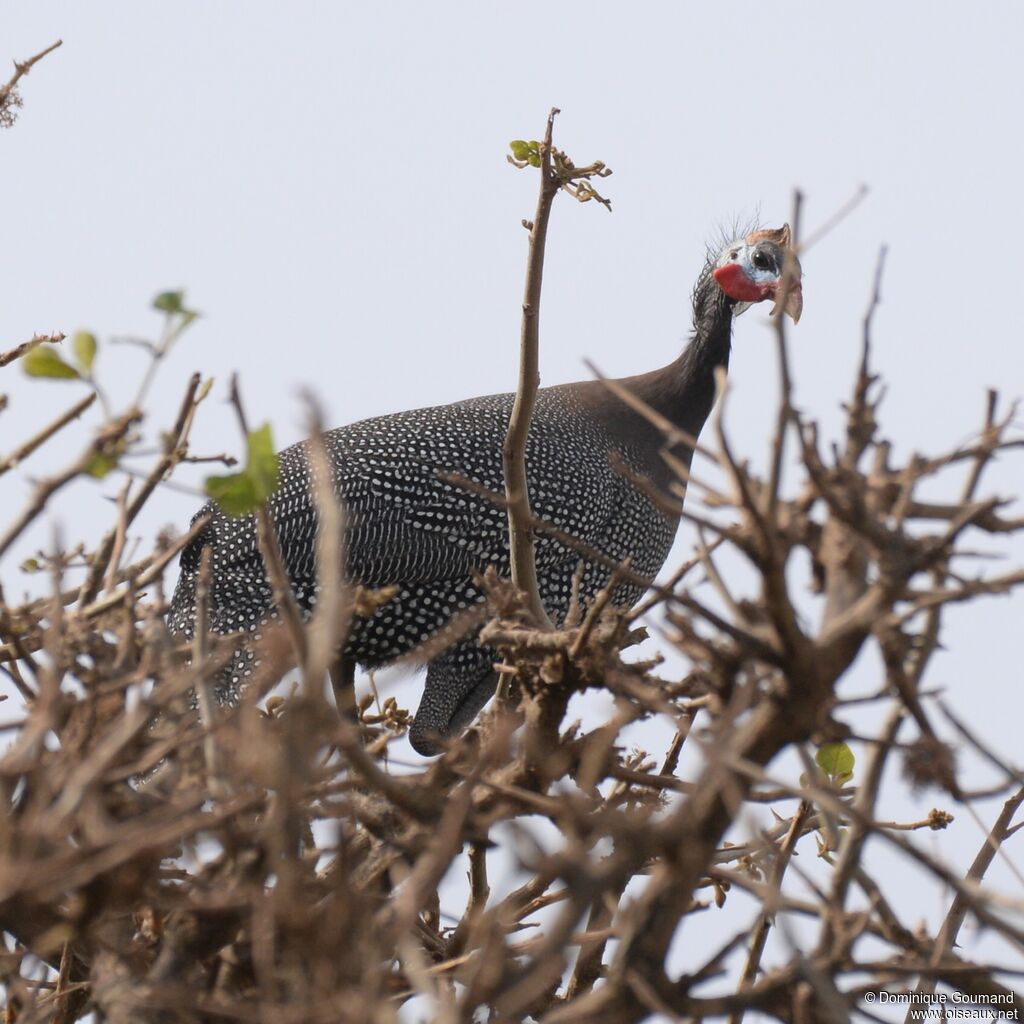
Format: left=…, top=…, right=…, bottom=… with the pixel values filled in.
left=751, top=250, right=773, bottom=271
left=730, top=250, right=739, bottom=260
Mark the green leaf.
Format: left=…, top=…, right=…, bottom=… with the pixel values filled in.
left=72, top=331, right=98, bottom=374
left=205, top=473, right=259, bottom=517
left=510, top=140, right=542, bottom=167
left=509, top=139, right=532, bottom=161
left=153, top=290, right=186, bottom=314
left=246, top=423, right=280, bottom=503
left=816, top=742, right=855, bottom=783
left=22, top=344, right=80, bottom=380
left=85, top=450, right=119, bottom=479
left=203, top=422, right=280, bottom=517
left=20, top=557, right=40, bottom=573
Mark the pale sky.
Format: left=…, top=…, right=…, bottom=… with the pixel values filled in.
left=4, top=3, right=1024, bottom=1017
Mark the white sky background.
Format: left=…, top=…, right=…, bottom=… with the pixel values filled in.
left=3, top=2, right=1024, bottom=1019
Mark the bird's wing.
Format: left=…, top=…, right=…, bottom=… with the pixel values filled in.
left=327, top=439, right=582, bottom=587
left=170, top=393, right=635, bottom=625
left=320, top=394, right=629, bottom=589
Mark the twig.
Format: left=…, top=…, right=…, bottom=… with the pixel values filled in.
left=729, top=799, right=813, bottom=1024
left=0, top=412, right=138, bottom=561
left=193, top=545, right=226, bottom=797
left=101, top=480, right=131, bottom=594
left=798, top=184, right=869, bottom=253
left=0, top=332, right=66, bottom=368
left=228, top=374, right=307, bottom=668
left=503, top=109, right=561, bottom=630
left=0, top=393, right=94, bottom=476
left=584, top=360, right=716, bottom=466
left=0, top=40, right=63, bottom=112
left=301, top=393, right=349, bottom=695
left=765, top=192, right=803, bottom=518
left=908, top=786, right=1024, bottom=1015
left=78, top=373, right=201, bottom=605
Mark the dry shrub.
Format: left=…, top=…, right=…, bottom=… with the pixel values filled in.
left=2, top=55, right=1023, bottom=1024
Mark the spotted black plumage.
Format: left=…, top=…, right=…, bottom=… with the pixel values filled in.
left=168, top=229, right=802, bottom=753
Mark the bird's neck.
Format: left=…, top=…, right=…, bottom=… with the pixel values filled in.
left=625, top=274, right=735, bottom=438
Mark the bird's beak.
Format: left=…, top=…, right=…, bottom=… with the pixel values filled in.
left=747, top=225, right=803, bottom=324
left=771, top=275, right=803, bottom=324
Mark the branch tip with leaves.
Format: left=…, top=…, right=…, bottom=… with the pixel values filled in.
left=502, top=110, right=614, bottom=629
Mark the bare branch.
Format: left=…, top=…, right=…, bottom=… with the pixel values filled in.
left=503, top=109, right=562, bottom=630
left=0, top=40, right=63, bottom=121
left=0, top=392, right=96, bottom=475
left=0, top=332, right=67, bottom=369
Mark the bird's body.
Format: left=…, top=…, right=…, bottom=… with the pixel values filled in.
left=168, top=226, right=802, bottom=753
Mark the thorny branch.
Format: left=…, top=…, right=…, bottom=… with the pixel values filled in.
left=0, top=39, right=62, bottom=128
left=0, top=332, right=66, bottom=369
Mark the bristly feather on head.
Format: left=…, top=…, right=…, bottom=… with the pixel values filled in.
left=692, top=215, right=762, bottom=303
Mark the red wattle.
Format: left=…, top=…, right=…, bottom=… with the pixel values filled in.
left=713, top=263, right=770, bottom=303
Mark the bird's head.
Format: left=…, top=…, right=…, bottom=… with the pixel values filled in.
left=712, top=224, right=803, bottom=323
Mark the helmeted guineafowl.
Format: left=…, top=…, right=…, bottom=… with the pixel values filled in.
left=168, top=225, right=802, bottom=754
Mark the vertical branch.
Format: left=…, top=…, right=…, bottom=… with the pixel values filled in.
left=501, top=111, right=611, bottom=628
left=819, top=249, right=887, bottom=633
left=503, top=109, right=561, bottom=630
left=765, top=191, right=803, bottom=519
left=908, top=785, right=1024, bottom=1016
left=193, top=545, right=225, bottom=797
left=728, top=799, right=813, bottom=1024
left=228, top=375, right=308, bottom=671
left=301, top=394, right=349, bottom=700
left=254, top=499, right=308, bottom=674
